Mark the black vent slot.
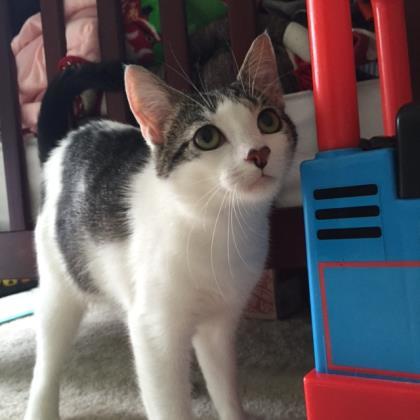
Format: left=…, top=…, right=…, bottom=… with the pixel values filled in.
left=317, top=227, right=382, bottom=240
left=314, top=184, right=378, bottom=200
left=316, top=205, right=380, bottom=220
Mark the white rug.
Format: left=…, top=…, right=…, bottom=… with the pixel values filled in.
left=0, top=289, right=35, bottom=325
left=0, top=302, right=313, bottom=420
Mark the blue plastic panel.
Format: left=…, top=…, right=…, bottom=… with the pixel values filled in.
left=325, top=265, right=420, bottom=374
left=301, top=148, right=420, bottom=382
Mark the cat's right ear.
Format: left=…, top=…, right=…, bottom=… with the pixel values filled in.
left=237, top=32, right=284, bottom=109
left=125, top=65, right=179, bottom=146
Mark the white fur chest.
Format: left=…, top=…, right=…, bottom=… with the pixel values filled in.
left=127, top=172, right=270, bottom=317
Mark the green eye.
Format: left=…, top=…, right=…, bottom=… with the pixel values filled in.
left=257, top=109, right=282, bottom=134
left=193, top=125, right=224, bottom=151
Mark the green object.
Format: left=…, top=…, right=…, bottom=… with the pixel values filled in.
left=142, top=0, right=227, bottom=64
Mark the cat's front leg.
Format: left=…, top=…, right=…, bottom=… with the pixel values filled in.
left=128, top=308, right=194, bottom=420
left=193, top=312, right=246, bottom=420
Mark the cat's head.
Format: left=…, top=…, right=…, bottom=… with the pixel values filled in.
left=125, top=33, right=296, bottom=209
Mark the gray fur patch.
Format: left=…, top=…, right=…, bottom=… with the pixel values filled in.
left=55, top=121, right=150, bottom=292
left=154, top=98, right=206, bottom=177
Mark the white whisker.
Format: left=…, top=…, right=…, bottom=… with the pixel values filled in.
left=230, top=193, right=257, bottom=274
left=165, top=80, right=206, bottom=109
left=252, top=42, right=265, bottom=97
left=232, top=189, right=250, bottom=241
left=168, top=47, right=213, bottom=109
left=227, top=192, right=234, bottom=280
left=228, top=44, right=246, bottom=95
left=235, top=191, right=266, bottom=240
left=199, top=184, right=223, bottom=220
left=210, top=190, right=229, bottom=300
left=185, top=184, right=222, bottom=288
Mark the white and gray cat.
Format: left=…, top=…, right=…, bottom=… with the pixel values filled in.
left=25, top=33, right=297, bottom=420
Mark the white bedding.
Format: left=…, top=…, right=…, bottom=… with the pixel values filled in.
left=0, top=80, right=383, bottom=231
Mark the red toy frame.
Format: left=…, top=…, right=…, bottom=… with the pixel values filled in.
left=304, top=370, right=420, bottom=420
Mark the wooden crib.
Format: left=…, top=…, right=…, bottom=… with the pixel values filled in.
left=0, top=0, right=419, bottom=302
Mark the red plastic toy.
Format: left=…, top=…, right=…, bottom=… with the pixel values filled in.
left=305, top=370, right=420, bottom=420
left=303, top=0, right=419, bottom=419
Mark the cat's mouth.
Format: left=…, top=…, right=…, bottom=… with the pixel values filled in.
left=243, top=174, right=276, bottom=192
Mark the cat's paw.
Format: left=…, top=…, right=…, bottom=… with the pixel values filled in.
left=24, top=413, right=59, bottom=420
left=24, top=402, right=60, bottom=420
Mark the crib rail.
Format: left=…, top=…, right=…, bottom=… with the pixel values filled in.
left=0, top=0, right=32, bottom=233
left=40, top=0, right=66, bottom=82
left=158, top=0, right=258, bottom=91
left=159, top=0, right=191, bottom=91
left=0, top=0, right=35, bottom=278
left=228, top=0, right=257, bottom=66
left=97, top=0, right=132, bottom=123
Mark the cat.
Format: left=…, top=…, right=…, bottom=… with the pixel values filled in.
left=24, top=33, right=297, bottom=420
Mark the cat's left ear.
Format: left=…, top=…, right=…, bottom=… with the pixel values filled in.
left=237, top=32, right=284, bottom=109
left=125, top=65, right=181, bottom=146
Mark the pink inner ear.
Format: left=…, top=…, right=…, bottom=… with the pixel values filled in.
left=125, top=65, right=170, bottom=146
left=237, top=33, right=284, bottom=107
left=137, top=112, right=163, bottom=145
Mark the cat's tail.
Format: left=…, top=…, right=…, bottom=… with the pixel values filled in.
left=37, top=61, right=125, bottom=164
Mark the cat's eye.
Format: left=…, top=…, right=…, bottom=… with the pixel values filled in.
left=257, top=109, right=282, bottom=134
left=193, top=125, right=224, bottom=151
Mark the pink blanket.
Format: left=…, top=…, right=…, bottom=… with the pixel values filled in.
left=11, top=0, right=100, bottom=134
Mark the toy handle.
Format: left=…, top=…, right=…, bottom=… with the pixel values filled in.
left=306, top=0, right=360, bottom=151
left=371, top=0, right=412, bottom=136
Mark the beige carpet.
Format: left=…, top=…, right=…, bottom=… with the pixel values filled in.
left=0, top=301, right=313, bottom=420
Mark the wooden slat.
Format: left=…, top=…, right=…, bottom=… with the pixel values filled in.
left=228, top=0, right=257, bottom=67
left=405, top=0, right=420, bottom=103
left=0, top=0, right=32, bottom=231
left=40, top=0, right=66, bottom=82
left=97, top=0, right=126, bottom=61
left=97, top=0, right=131, bottom=123
left=159, top=0, right=191, bottom=91
left=0, top=231, right=36, bottom=279
left=267, top=208, right=306, bottom=270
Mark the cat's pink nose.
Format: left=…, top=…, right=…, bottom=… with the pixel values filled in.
left=245, top=146, right=271, bottom=170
